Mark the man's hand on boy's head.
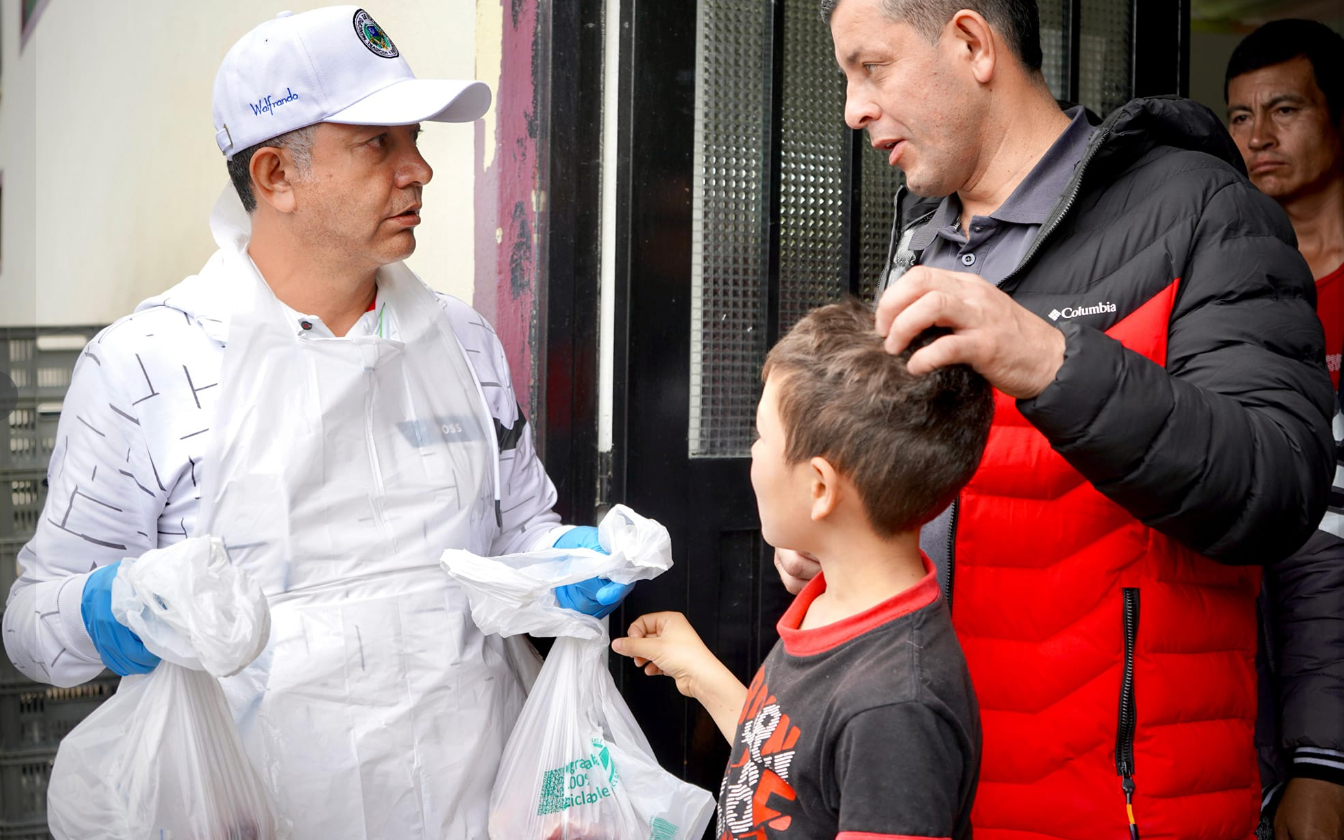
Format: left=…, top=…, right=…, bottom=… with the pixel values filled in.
left=774, top=548, right=820, bottom=594
left=875, top=265, right=1066, bottom=399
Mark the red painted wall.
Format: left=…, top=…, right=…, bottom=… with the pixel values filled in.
left=474, top=0, right=544, bottom=422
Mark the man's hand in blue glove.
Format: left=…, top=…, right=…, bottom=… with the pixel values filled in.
left=552, top=526, right=635, bottom=619
left=80, top=561, right=160, bottom=676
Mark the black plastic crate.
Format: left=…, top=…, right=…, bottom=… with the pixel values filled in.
left=0, top=403, right=61, bottom=479
left=0, top=328, right=111, bottom=837
left=0, top=678, right=118, bottom=754
left=0, top=750, right=53, bottom=828
left=1, top=328, right=102, bottom=474
left=0, top=538, right=25, bottom=605
left=0, top=475, right=45, bottom=546
left=0, top=330, right=100, bottom=406
left=0, top=821, right=50, bottom=840
left=0, top=538, right=33, bottom=686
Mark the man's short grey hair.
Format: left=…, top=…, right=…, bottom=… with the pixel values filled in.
left=820, top=0, right=1043, bottom=72
left=226, top=124, right=317, bottom=213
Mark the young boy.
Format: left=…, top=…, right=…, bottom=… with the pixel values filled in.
left=612, top=298, right=992, bottom=839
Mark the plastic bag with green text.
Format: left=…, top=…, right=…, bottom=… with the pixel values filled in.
left=441, top=505, right=715, bottom=840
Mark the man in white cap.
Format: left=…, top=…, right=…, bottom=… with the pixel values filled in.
left=3, top=7, right=629, bottom=838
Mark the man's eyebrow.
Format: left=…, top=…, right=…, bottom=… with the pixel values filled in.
left=839, top=47, right=869, bottom=66
left=1230, top=92, right=1309, bottom=112
left=1264, top=93, right=1308, bottom=108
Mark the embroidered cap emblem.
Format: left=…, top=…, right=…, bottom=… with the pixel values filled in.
left=353, top=9, right=398, bottom=58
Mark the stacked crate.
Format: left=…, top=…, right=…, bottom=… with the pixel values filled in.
left=1, top=328, right=115, bottom=839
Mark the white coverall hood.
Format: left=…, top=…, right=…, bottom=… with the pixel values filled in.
left=134, top=188, right=264, bottom=345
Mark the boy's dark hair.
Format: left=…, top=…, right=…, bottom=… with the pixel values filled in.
left=1225, top=19, right=1344, bottom=124
left=819, top=0, right=1043, bottom=72
left=762, top=298, right=994, bottom=537
left=226, top=125, right=316, bottom=213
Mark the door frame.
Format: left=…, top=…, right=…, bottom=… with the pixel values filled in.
left=539, top=0, right=1193, bottom=797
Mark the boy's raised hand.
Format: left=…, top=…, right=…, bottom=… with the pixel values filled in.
left=612, top=612, right=714, bottom=697
left=613, top=612, right=748, bottom=742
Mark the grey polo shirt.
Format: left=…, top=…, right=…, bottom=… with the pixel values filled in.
left=914, top=106, right=1093, bottom=284
left=918, top=106, right=1095, bottom=581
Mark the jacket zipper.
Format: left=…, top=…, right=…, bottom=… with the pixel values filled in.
left=881, top=185, right=937, bottom=293
left=898, top=121, right=1119, bottom=613
left=944, top=497, right=959, bottom=611
left=452, top=331, right=503, bottom=529
left=998, top=122, right=1115, bottom=293
left=1116, top=587, right=1141, bottom=840
left=883, top=184, right=906, bottom=287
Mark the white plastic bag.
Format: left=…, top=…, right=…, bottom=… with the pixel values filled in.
left=48, top=536, right=282, bottom=840
left=442, top=505, right=716, bottom=840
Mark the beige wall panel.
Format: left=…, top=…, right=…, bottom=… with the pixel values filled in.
left=0, top=0, right=479, bottom=327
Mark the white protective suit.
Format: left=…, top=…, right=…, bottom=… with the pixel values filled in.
left=4, top=190, right=568, bottom=839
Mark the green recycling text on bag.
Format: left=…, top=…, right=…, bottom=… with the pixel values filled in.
left=442, top=505, right=715, bottom=840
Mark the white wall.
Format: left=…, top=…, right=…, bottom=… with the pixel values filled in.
left=0, top=0, right=38, bottom=325
left=0, top=0, right=479, bottom=328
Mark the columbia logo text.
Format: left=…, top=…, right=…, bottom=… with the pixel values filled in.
left=1049, top=302, right=1117, bottom=321
left=248, top=88, right=301, bottom=117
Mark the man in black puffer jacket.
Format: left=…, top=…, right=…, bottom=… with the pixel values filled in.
left=877, top=95, right=1336, bottom=840
left=790, top=1, right=1336, bottom=837
left=882, top=107, right=1344, bottom=839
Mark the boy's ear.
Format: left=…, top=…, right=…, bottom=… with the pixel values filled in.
left=808, top=456, right=841, bottom=522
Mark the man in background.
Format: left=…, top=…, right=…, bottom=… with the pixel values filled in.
left=1227, top=19, right=1344, bottom=386
left=1226, top=20, right=1344, bottom=840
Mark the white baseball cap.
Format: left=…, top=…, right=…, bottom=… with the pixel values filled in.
left=212, top=6, right=491, bottom=160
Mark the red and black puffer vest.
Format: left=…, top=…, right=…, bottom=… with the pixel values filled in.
left=955, top=281, right=1262, bottom=840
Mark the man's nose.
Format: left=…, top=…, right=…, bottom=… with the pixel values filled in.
left=398, top=145, right=434, bottom=188
left=1248, top=112, right=1276, bottom=151
left=843, top=84, right=878, bottom=130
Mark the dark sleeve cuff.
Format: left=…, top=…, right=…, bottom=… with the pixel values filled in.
left=1292, top=748, right=1344, bottom=786
left=1016, top=321, right=1112, bottom=443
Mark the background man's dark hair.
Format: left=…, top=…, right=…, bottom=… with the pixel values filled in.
left=819, top=0, right=1044, bottom=72
left=1224, top=19, right=1344, bottom=124
left=226, top=125, right=316, bottom=213
left=762, top=297, right=994, bottom=537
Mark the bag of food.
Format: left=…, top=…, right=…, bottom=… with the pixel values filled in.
left=442, top=505, right=715, bottom=840
left=48, top=536, right=283, bottom=840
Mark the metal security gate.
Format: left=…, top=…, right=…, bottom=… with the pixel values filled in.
left=541, top=0, right=1190, bottom=822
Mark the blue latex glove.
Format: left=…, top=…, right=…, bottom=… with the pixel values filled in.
left=552, top=526, right=635, bottom=619
left=80, top=561, right=160, bottom=676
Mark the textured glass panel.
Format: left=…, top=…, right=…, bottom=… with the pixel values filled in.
left=1038, top=0, right=1068, bottom=101
left=1080, top=0, right=1132, bottom=117
left=777, top=0, right=848, bottom=334
left=860, top=143, right=904, bottom=302
left=690, top=0, right=771, bottom=458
